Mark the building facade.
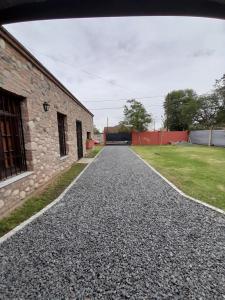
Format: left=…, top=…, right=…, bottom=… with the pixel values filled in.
left=0, top=27, right=94, bottom=217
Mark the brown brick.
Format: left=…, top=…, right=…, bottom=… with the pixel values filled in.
left=0, top=29, right=93, bottom=218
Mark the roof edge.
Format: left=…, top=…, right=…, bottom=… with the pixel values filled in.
left=0, top=26, right=94, bottom=117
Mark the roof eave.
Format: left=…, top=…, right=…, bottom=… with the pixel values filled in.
left=0, top=26, right=94, bottom=117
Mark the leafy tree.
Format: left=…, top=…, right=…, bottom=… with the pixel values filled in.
left=194, top=93, right=221, bottom=129
left=215, top=74, right=225, bottom=100
left=94, top=125, right=100, bottom=134
left=215, top=74, right=225, bottom=125
left=216, top=106, right=225, bottom=125
left=117, top=122, right=132, bottom=133
left=121, top=99, right=152, bottom=131
left=164, top=75, right=225, bottom=130
left=164, top=89, right=198, bottom=130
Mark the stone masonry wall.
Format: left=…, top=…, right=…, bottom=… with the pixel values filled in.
left=0, top=31, right=93, bottom=217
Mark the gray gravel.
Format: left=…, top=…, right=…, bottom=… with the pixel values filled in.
left=1, top=146, right=225, bottom=299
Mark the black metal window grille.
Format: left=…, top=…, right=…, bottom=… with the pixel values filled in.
left=57, top=112, right=67, bottom=156
left=0, top=90, right=27, bottom=181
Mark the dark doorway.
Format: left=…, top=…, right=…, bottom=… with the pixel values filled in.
left=106, top=132, right=132, bottom=145
left=76, top=120, right=83, bottom=159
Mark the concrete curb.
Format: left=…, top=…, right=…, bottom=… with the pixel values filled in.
left=0, top=147, right=105, bottom=244
left=129, top=147, right=225, bottom=216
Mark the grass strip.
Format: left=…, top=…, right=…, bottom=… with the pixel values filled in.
left=86, top=145, right=103, bottom=158
left=0, top=163, right=87, bottom=237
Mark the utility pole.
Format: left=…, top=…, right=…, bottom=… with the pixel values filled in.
left=104, top=117, right=109, bottom=146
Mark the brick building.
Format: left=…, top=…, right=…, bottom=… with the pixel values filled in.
left=0, top=27, right=94, bottom=217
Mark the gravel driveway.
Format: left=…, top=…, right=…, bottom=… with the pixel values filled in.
left=1, top=146, right=225, bottom=299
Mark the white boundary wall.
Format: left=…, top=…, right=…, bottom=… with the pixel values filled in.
left=190, top=130, right=225, bottom=147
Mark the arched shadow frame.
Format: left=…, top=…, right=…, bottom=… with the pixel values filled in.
left=0, top=0, right=225, bottom=25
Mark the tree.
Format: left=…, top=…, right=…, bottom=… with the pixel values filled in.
left=121, top=99, right=152, bottom=131
left=117, top=122, right=132, bottom=133
left=215, top=74, right=225, bottom=126
left=215, top=74, right=225, bottom=100
left=94, top=125, right=100, bottom=134
left=164, top=89, right=198, bottom=131
left=194, top=93, right=221, bottom=129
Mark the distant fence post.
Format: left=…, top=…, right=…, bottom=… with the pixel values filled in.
left=208, top=128, right=212, bottom=147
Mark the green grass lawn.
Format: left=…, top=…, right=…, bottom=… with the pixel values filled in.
left=0, top=163, right=87, bottom=237
left=132, top=144, right=225, bottom=210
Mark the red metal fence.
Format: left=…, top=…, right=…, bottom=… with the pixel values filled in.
left=131, top=131, right=189, bottom=145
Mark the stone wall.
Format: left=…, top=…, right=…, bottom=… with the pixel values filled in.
left=0, top=28, right=93, bottom=217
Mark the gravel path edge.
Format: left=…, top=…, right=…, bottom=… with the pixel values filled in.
left=129, top=147, right=225, bottom=216
left=0, top=147, right=105, bottom=244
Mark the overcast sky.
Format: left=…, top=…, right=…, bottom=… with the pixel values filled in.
left=5, top=16, right=225, bottom=130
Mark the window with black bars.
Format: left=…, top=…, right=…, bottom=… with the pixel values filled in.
left=0, top=89, right=27, bottom=181
left=57, top=112, right=67, bottom=157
